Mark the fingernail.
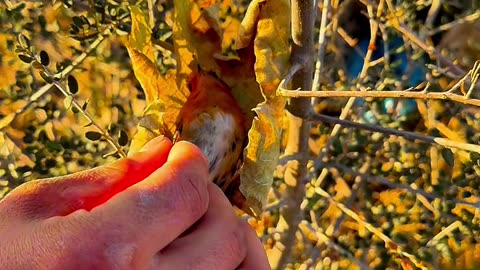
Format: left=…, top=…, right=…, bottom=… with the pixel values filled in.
left=171, top=141, right=209, bottom=168
left=139, top=135, right=168, bottom=152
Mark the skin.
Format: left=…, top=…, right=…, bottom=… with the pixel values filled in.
left=0, top=136, right=270, bottom=270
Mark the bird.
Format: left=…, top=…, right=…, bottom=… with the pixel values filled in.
left=175, top=69, right=247, bottom=206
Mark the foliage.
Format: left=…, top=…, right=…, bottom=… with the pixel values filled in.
left=1, top=0, right=480, bottom=269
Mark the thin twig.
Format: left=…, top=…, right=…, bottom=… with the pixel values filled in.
left=1, top=25, right=112, bottom=131
left=357, top=3, right=379, bottom=82
left=278, top=89, right=480, bottom=107
left=311, top=0, right=331, bottom=105
left=428, top=11, right=480, bottom=36
left=315, top=187, right=429, bottom=270
left=38, top=68, right=127, bottom=158
left=299, top=221, right=372, bottom=270
left=323, top=162, right=480, bottom=209
left=330, top=158, right=371, bottom=237
left=381, top=0, right=465, bottom=77
left=147, top=0, right=155, bottom=28
left=423, top=0, right=442, bottom=36
left=307, top=113, right=480, bottom=153
left=314, top=1, right=381, bottom=188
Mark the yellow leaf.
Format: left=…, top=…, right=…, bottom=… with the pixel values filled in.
left=124, top=5, right=158, bottom=104
left=392, top=223, right=427, bottom=235
left=125, top=5, right=155, bottom=62
left=238, top=0, right=290, bottom=216
left=235, top=0, right=263, bottom=50
left=252, top=0, right=290, bottom=97
left=173, top=0, right=222, bottom=86
left=334, top=177, right=352, bottom=200
left=241, top=98, right=285, bottom=215
left=126, top=49, right=187, bottom=153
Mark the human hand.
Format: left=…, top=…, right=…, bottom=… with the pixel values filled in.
left=0, top=136, right=269, bottom=270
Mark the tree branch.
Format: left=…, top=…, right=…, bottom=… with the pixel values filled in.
left=279, top=89, right=480, bottom=107
left=307, top=113, right=480, bottom=153
left=270, top=0, right=315, bottom=269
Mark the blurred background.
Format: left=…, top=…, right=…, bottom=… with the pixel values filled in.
left=1, top=0, right=480, bottom=269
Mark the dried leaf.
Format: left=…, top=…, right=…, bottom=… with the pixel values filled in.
left=173, top=0, right=224, bottom=85
left=125, top=5, right=188, bottom=154
left=0, top=114, right=15, bottom=130
left=241, top=98, right=285, bottom=216
left=238, top=0, right=290, bottom=216
left=218, top=47, right=264, bottom=129
left=127, top=51, right=187, bottom=153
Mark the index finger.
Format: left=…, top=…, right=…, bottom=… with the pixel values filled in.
left=1, top=136, right=173, bottom=220
left=87, top=141, right=210, bottom=254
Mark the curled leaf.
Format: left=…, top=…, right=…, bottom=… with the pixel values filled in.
left=238, top=0, right=290, bottom=216
left=241, top=97, right=285, bottom=216
left=126, top=4, right=188, bottom=154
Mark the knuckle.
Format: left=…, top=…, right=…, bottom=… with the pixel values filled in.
left=66, top=221, right=138, bottom=269
left=222, top=219, right=248, bottom=260
left=0, top=180, right=50, bottom=218
left=175, top=169, right=209, bottom=220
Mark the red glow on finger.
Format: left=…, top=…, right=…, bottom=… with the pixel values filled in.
left=75, top=142, right=173, bottom=213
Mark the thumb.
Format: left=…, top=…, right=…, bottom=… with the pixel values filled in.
left=0, top=136, right=172, bottom=220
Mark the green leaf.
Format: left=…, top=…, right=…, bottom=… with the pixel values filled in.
left=32, top=60, right=44, bottom=69
left=118, top=130, right=129, bottom=146
left=18, top=54, right=33, bottom=63
left=72, top=16, right=85, bottom=28
left=39, top=71, right=53, bottom=83
left=39, top=50, right=50, bottom=66
left=67, top=75, right=79, bottom=94
left=17, top=34, right=30, bottom=48
left=441, top=148, right=455, bottom=167
left=85, top=131, right=103, bottom=141
left=470, top=152, right=480, bottom=166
